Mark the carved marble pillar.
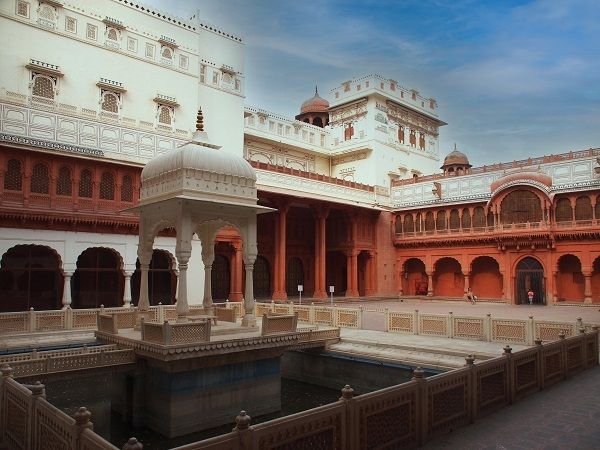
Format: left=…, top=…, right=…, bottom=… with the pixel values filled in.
left=202, top=244, right=215, bottom=312
left=176, top=252, right=190, bottom=321
left=62, top=272, right=72, bottom=309
left=123, top=272, right=132, bottom=308
left=584, top=273, right=592, bottom=304
left=242, top=220, right=258, bottom=327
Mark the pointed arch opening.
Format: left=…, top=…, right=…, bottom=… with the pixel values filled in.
left=515, top=257, right=545, bottom=304
left=433, top=257, right=463, bottom=296
left=402, top=258, right=427, bottom=296
left=556, top=254, right=584, bottom=302
left=131, top=249, right=177, bottom=306
left=72, top=248, right=123, bottom=308
left=470, top=256, right=502, bottom=299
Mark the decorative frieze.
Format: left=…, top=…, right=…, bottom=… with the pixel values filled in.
left=329, top=99, right=368, bottom=127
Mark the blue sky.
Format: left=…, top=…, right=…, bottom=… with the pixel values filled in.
left=145, top=0, right=600, bottom=167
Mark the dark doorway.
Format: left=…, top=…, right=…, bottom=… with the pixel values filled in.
left=211, top=254, right=230, bottom=300
left=0, top=245, right=63, bottom=312
left=515, top=257, right=545, bottom=304
left=131, top=250, right=177, bottom=306
left=253, top=256, right=271, bottom=299
left=73, top=248, right=123, bottom=308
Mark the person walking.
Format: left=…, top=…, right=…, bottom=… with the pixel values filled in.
left=527, top=289, right=534, bottom=305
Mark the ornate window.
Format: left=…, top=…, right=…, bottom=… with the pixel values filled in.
left=78, top=169, right=93, bottom=198
left=100, top=90, right=120, bottom=113
left=436, top=210, right=446, bottom=230
left=4, top=159, right=23, bottom=191
left=65, top=16, right=76, bottom=33
left=449, top=209, right=460, bottom=229
left=157, top=105, right=173, bottom=125
left=472, top=207, right=485, bottom=228
left=461, top=209, right=471, bottom=229
left=424, top=211, right=435, bottom=231
left=37, top=2, right=57, bottom=29
left=555, top=198, right=573, bottom=222
left=99, top=172, right=115, bottom=200
left=86, top=23, right=97, bottom=40
left=419, top=132, right=426, bottom=150
left=409, top=129, right=416, bottom=147
left=105, top=26, right=120, bottom=48
left=574, top=196, right=592, bottom=221
left=30, top=163, right=49, bottom=194
left=16, top=1, right=30, bottom=18
left=160, top=46, right=173, bottom=64
left=31, top=74, right=56, bottom=99
left=344, top=123, right=354, bottom=141
left=121, top=175, right=133, bottom=202
left=403, top=214, right=414, bottom=233
left=56, top=166, right=72, bottom=196
left=500, top=190, right=543, bottom=224
left=398, top=125, right=404, bottom=144
left=212, top=71, right=219, bottom=85
left=200, top=64, right=206, bottom=83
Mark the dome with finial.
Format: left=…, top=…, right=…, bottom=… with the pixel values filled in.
left=441, top=144, right=472, bottom=171
left=140, top=108, right=257, bottom=207
left=300, top=86, right=329, bottom=114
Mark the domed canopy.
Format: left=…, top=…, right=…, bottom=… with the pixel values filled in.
left=140, top=109, right=257, bottom=207
left=441, top=145, right=471, bottom=170
left=300, top=86, right=329, bottom=114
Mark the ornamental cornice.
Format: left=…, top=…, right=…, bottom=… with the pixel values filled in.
left=393, top=193, right=490, bottom=210
left=0, top=132, right=104, bottom=157
left=329, top=99, right=368, bottom=126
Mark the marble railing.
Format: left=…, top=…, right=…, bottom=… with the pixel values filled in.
left=171, top=329, right=599, bottom=449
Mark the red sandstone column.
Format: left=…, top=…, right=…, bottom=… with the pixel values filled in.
left=427, top=272, right=434, bottom=297
left=272, top=205, right=288, bottom=300
left=313, top=208, right=328, bottom=299
left=345, top=250, right=359, bottom=297
left=463, top=272, right=470, bottom=294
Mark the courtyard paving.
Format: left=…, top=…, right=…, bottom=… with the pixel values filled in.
left=421, top=364, right=600, bottom=450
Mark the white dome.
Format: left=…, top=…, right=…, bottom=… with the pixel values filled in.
left=140, top=130, right=258, bottom=206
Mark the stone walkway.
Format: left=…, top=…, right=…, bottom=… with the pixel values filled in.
left=421, top=365, right=600, bottom=449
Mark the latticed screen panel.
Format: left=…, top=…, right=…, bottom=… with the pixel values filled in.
left=472, top=207, right=485, bottom=227
left=101, top=92, right=119, bottom=113
left=436, top=210, right=446, bottom=230
left=500, top=190, right=542, bottom=224
left=107, top=28, right=118, bottom=41
left=425, top=211, right=435, bottom=231
left=30, top=163, right=50, bottom=194
left=395, top=216, right=402, bottom=233
left=121, top=175, right=133, bottom=202
left=574, top=196, right=592, bottom=220
left=32, top=75, right=55, bottom=99
left=99, top=172, right=115, bottom=200
left=449, top=209, right=460, bottom=229
left=56, top=166, right=72, bottom=196
left=78, top=169, right=93, bottom=198
left=158, top=105, right=172, bottom=125
left=4, top=159, right=23, bottom=191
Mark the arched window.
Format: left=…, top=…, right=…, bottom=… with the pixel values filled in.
left=555, top=198, right=573, bottom=223
left=4, top=159, right=23, bottom=191
left=0, top=245, right=63, bottom=312
left=72, top=248, right=123, bottom=308
left=424, top=211, right=435, bottom=231
left=344, top=123, right=354, bottom=141
left=403, top=215, right=414, bottom=233
left=30, top=163, right=49, bottom=194
left=99, top=172, right=115, bottom=200
left=436, top=210, right=446, bottom=230
left=56, top=166, right=72, bottom=196
left=487, top=210, right=494, bottom=227
left=500, top=190, right=542, bottom=224
left=38, top=3, right=56, bottom=25
left=409, top=129, right=416, bottom=147
left=395, top=216, right=402, bottom=234
left=461, top=209, right=471, bottom=229
left=32, top=75, right=55, bottom=99
left=398, top=125, right=404, bottom=144
left=449, top=209, right=460, bottom=229
left=121, top=175, right=133, bottom=202
left=79, top=169, right=93, bottom=198
left=415, top=213, right=422, bottom=232
left=158, top=105, right=173, bottom=125
left=574, top=196, right=592, bottom=221
left=419, top=132, right=426, bottom=150
left=101, top=91, right=119, bottom=113
left=472, top=207, right=485, bottom=228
